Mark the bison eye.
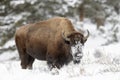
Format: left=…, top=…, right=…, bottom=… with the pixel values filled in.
left=64, top=40, right=70, bottom=45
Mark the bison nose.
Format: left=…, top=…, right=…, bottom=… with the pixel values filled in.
left=73, top=52, right=83, bottom=64
left=74, top=52, right=83, bottom=58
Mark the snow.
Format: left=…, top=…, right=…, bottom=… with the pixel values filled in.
left=10, top=0, right=25, bottom=6
left=65, top=0, right=82, bottom=7
left=3, top=39, right=15, bottom=48
left=0, top=60, right=120, bottom=80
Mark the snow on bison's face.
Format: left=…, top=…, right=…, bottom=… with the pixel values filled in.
left=71, top=41, right=83, bottom=64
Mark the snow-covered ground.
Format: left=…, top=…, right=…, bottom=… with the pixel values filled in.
left=0, top=20, right=120, bottom=80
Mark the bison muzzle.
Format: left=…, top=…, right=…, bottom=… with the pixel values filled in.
left=15, top=17, right=89, bottom=70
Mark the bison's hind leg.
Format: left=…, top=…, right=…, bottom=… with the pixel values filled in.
left=27, top=55, right=35, bottom=69
left=20, top=54, right=35, bottom=69
left=16, top=43, right=35, bottom=69
left=15, top=35, right=35, bottom=69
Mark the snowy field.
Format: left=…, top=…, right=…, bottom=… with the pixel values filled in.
left=0, top=20, right=120, bottom=80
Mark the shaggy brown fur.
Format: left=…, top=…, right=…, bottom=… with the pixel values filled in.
left=15, top=17, right=88, bottom=70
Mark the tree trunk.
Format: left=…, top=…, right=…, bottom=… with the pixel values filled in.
left=79, top=3, right=84, bottom=21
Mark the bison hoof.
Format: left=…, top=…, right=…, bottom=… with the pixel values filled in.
left=73, top=60, right=80, bottom=64
left=27, top=66, right=33, bottom=70
left=51, top=67, right=59, bottom=75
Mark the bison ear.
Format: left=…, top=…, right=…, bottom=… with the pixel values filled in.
left=64, top=39, right=70, bottom=45
left=81, top=39, right=86, bottom=45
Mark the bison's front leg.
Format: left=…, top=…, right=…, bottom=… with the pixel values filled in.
left=46, top=55, right=61, bottom=70
left=46, top=55, right=55, bottom=70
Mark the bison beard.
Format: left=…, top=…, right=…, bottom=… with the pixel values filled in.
left=15, top=17, right=89, bottom=70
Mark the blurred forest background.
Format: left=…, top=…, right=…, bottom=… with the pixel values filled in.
left=0, top=0, right=120, bottom=54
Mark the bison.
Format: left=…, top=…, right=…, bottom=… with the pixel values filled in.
left=15, top=17, right=89, bottom=70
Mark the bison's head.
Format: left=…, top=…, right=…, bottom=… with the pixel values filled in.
left=62, top=30, right=89, bottom=64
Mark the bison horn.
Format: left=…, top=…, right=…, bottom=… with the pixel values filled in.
left=83, top=30, right=89, bottom=42
left=62, top=32, right=70, bottom=42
